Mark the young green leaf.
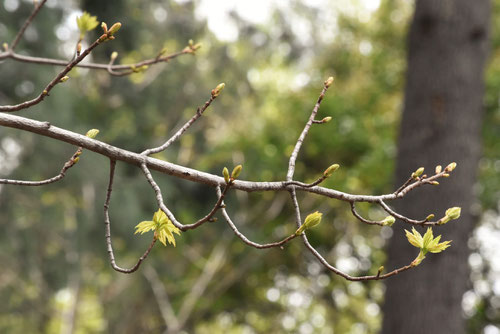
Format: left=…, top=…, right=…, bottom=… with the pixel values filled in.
left=134, top=209, right=181, bottom=247
left=76, top=12, right=99, bottom=38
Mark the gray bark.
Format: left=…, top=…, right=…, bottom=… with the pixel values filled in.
left=382, top=0, right=490, bottom=333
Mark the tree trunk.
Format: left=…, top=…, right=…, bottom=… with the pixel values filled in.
left=382, top=1, right=490, bottom=333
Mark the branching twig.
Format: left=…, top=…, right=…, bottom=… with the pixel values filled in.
left=378, top=200, right=436, bottom=226
left=0, top=37, right=105, bottom=112
left=350, top=202, right=384, bottom=226
left=0, top=49, right=191, bottom=76
left=0, top=147, right=82, bottom=186
left=141, top=93, right=218, bottom=156
left=9, top=0, right=48, bottom=51
left=104, top=159, right=157, bottom=273
left=220, top=187, right=298, bottom=249
left=287, top=79, right=332, bottom=181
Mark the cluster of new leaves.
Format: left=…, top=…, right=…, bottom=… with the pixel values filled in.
left=135, top=209, right=181, bottom=247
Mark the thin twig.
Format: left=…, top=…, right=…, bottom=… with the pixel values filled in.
left=220, top=188, right=298, bottom=249
left=104, top=159, right=157, bottom=274
left=0, top=147, right=82, bottom=186
left=0, top=49, right=190, bottom=75
left=378, top=200, right=436, bottom=226
left=9, top=0, right=48, bottom=51
left=0, top=37, right=104, bottom=112
left=287, top=81, right=331, bottom=181
left=141, top=94, right=217, bottom=156
left=140, top=163, right=230, bottom=231
left=349, top=202, right=383, bottom=226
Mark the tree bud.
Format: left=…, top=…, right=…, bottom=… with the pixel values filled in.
left=231, top=165, right=242, bottom=179
left=445, top=207, right=461, bottom=220
left=211, top=83, right=225, bottom=97
left=223, top=167, right=230, bottom=184
left=110, top=51, right=118, bottom=61
left=445, top=162, right=457, bottom=172
left=108, top=22, right=121, bottom=35
left=295, top=211, right=323, bottom=235
left=85, top=129, right=99, bottom=139
left=60, top=76, right=69, bottom=83
left=381, top=216, right=395, bottom=227
left=435, top=165, right=442, bottom=174
left=323, top=164, right=340, bottom=177
left=324, top=76, right=334, bottom=87
left=321, top=116, right=332, bottom=123
left=412, top=167, right=424, bottom=178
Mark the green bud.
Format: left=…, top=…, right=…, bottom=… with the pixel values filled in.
left=110, top=51, right=118, bottom=61
left=108, top=22, right=121, bottom=35
left=445, top=207, right=461, bottom=220
left=101, top=22, right=108, bottom=33
left=211, top=83, right=225, bottom=97
left=430, top=181, right=439, bottom=185
left=295, top=211, right=323, bottom=235
left=85, top=129, right=99, bottom=139
left=2, top=42, right=8, bottom=51
left=445, top=162, right=457, bottom=172
left=435, top=165, right=442, bottom=174
left=412, top=167, right=424, bottom=178
left=321, top=116, right=332, bottom=123
left=323, top=164, right=340, bottom=177
left=425, top=214, right=435, bottom=221
left=324, top=76, right=334, bottom=88
left=231, top=165, right=242, bottom=179
left=411, top=251, right=426, bottom=267
left=73, top=157, right=80, bottom=163
left=60, top=76, right=69, bottom=83
left=223, top=167, right=230, bottom=184
left=381, top=216, right=396, bottom=227
left=377, top=266, right=384, bottom=274
left=442, top=173, right=450, bottom=178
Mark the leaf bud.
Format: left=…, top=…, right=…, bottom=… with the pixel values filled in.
left=101, top=22, right=108, bottom=33
left=60, top=76, right=69, bottom=83
left=2, top=42, right=8, bottom=51
left=231, top=165, right=242, bottom=179
left=295, top=211, right=323, bottom=235
left=381, top=216, right=396, bottom=227
left=321, top=116, right=332, bottom=123
left=324, top=76, right=334, bottom=87
left=425, top=214, right=435, bottom=221
left=430, top=181, right=439, bottom=185
left=442, top=173, right=450, bottom=178
left=85, top=129, right=99, bottom=139
left=110, top=51, right=118, bottom=61
left=223, top=167, right=230, bottom=184
left=445, top=162, right=457, bottom=172
left=435, top=165, right=442, bottom=174
left=77, top=43, right=82, bottom=54
left=377, top=266, right=384, bottom=274
left=211, top=83, right=225, bottom=97
left=445, top=207, right=461, bottom=220
left=108, top=22, right=121, bottom=35
left=323, top=164, right=340, bottom=177
left=412, top=167, right=424, bottom=178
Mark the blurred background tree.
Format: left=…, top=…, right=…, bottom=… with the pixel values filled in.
left=0, top=0, right=499, bottom=333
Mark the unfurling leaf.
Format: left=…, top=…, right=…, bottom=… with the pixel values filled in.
left=405, top=227, right=424, bottom=249
left=134, top=209, right=181, bottom=247
left=76, top=12, right=99, bottom=38
left=381, top=216, right=396, bottom=227
left=85, top=129, right=99, bottom=139
left=295, top=211, right=323, bottom=235
left=445, top=207, right=461, bottom=220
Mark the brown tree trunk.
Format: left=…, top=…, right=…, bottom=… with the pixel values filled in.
left=382, top=1, right=490, bottom=333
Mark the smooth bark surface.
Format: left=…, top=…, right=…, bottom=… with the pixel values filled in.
left=382, top=0, right=490, bottom=333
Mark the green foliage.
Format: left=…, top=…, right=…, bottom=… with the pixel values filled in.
left=76, top=11, right=99, bottom=38
left=135, top=209, right=181, bottom=246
